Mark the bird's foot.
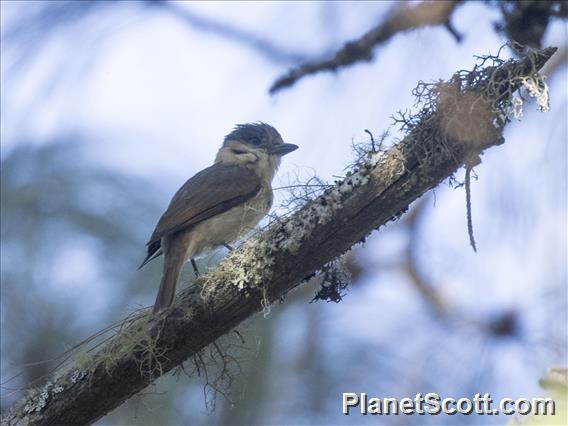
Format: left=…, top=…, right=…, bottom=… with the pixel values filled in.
left=190, top=258, right=199, bottom=277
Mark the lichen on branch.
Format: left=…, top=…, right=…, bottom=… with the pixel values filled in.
left=2, top=45, right=556, bottom=426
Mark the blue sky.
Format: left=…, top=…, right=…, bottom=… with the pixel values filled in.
left=1, top=1, right=566, bottom=424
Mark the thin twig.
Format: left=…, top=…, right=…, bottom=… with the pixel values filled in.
left=2, top=46, right=556, bottom=426
left=270, top=0, right=462, bottom=94
left=465, top=165, right=477, bottom=252
left=364, top=129, right=376, bottom=153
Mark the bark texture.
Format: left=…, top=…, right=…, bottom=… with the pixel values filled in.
left=2, top=46, right=556, bottom=426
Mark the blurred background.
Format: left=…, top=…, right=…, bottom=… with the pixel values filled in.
left=1, top=1, right=566, bottom=424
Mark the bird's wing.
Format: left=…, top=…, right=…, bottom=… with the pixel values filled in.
left=148, top=163, right=262, bottom=245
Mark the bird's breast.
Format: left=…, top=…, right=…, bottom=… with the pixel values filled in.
left=185, top=185, right=273, bottom=259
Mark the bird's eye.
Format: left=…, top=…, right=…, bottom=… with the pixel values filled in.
left=249, top=137, right=261, bottom=145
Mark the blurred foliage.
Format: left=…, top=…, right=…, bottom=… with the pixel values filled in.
left=0, top=1, right=566, bottom=425
left=0, top=139, right=162, bottom=411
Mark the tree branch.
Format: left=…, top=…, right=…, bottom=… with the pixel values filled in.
left=494, top=0, right=564, bottom=49
left=270, top=0, right=463, bottom=94
left=2, top=46, right=556, bottom=426
left=151, top=1, right=309, bottom=64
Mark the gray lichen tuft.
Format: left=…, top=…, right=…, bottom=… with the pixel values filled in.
left=18, top=375, right=64, bottom=416
left=267, top=151, right=392, bottom=255
left=199, top=236, right=275, bottom=315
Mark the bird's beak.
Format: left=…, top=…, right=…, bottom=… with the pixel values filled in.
left=270, top=143, right=298, bottom=156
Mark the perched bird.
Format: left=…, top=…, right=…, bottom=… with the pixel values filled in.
left=139, top=123, right=298, bottom=313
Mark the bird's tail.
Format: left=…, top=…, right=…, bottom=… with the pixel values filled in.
left=138, top=241, right=162, bottom=270
left=153, top=249, right=186, bottom=313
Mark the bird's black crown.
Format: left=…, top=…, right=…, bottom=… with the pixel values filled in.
left=224, top=122, right=284, bottom=147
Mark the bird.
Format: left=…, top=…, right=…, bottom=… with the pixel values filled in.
left=139, top=123, right=298, bottom=313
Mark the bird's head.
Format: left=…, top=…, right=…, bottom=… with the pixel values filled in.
left=216, top=123, right=298, bottom=180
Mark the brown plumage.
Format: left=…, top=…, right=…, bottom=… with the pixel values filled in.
left=139, top=123, right=297, bottom=313
left=138, top=163, right=262, bottom=269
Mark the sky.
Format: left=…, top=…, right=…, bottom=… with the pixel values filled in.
left=1, top=1, right=566, bottom=424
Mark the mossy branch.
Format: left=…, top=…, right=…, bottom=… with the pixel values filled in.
left=2, top=46, right=556, bottom=426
